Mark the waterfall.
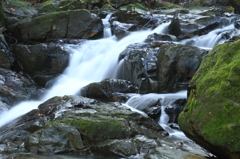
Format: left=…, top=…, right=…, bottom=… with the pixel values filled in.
left=0, top=20, right=170, bottom=128
left=125, top=91, right=189, bottom=140
left=102, top=14, right=112, bottom=38
left=180, top=24, right=236, bottom=49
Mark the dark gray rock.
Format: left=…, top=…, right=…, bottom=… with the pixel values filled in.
left=156, top=44, right=208, bottom=93
left=0, top=68, right=44, bottom=106
left=117, top=42, right=207, bottom=93
left=0, top=95, right=164, bottom=157
left=20, top=10, right=103, bottom=43
left=80, top=78, right=138, bottom=101
left=12, top=43, right=70, bottom=86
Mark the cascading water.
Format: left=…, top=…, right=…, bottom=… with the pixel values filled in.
left=180, top=24, right=237, bottom=49
left=102, top=14, right=113, bottom=38
left=0, top=13, right=238, bottom=158
left=0, top=17, right=170, bottom=128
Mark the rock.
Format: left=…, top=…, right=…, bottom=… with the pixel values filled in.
left=228, top=0, right=240, bottom=14
left=20, top=10, right=103, bottom=42
left=0, top=68, right=44, bottom=106
left=2, top=0, right=37, bottom=35
left=67, top=10, right=103, bottom=38
left=114, top=4, right=159, bottom=31
left=80, top=78, right=138, bottom=101
left=164, top=98, right=187, bottom=123
left=37, top=0, right=87, bottom=14
left=168, top=15, right=181, bottom=37
left=111, top=21, right=133, bottom=39
left=234, top=20, right=240, bottom=29
left=147, top=147, right=206, bottom=159
left=0, top=95, right=164, bottom=157
left=25, top=122, right=85, bottom=154
left=179, top=40, right=240, bottom=159
left=0, top=50, right=11, bottom=69
left=145, top=33, right=177, bottom=42
left=117, top=42, right=160, bottom=93
left=156, top=44, right=208, bottom=93
left=117, top=43, right=207, bottom=94
left=101, top=4, right=116, bottom=13
left=12, top=43, right=70, bottom=86
left=165, top=9, right=232, bottom=40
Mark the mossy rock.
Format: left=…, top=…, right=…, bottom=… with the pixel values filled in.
left=37, top=0, right=59, bottom=13
left=2, top=0, right=37, bottom=28
left=155, top=2, right=182, bottom=9
left=35, top=115, right=130, bottom=145
left=179, top=40, right=240, bottom=159
left=21, top=11, right=68, bottom=41
left=37, top=0, right=87, bottom=13
left=101, top=3, right=116, bottom=12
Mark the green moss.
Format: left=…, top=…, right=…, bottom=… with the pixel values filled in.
left=128, top=3, right=148, bottom=11
left=45, top=115, right=128, bottom=140
left=38, top=0, right=57, bottom=12
left=156, top=2, right=182, bottom=9
left=34, top=11, right=67, bottom=20
left=179, top=40, right=240, bottom=153
left=5, top=0, right=32, bottom=8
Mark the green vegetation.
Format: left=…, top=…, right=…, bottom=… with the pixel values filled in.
left=179, top=40, right=240, bottom=152
left=44, top=115, right=129, bottom=142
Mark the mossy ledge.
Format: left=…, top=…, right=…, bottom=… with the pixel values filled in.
left=179, top=40, right=240, bottom=159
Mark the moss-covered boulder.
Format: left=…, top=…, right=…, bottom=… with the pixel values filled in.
left=1, top=0, right=37, bottom=31
left=179, top=40, right=240, bottom=159
left=37, top=0, right=87, bottom=14
left=20, top=9, right=103, bottom=42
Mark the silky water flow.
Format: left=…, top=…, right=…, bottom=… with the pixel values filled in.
left=0, top=13, right=238, bottom=157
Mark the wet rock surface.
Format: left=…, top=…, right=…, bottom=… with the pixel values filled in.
left=0, top=68, right=44, bottom=107
left=12, top=43, right=70, bottom=87
left=80, top=78, right=138, bottom=102
left=118, top=42, right=207, bottom=93
left=179, top=39, right=240, bottom=159
left=0, top=95, right=163, bottom=157
left=0, top=0, right=240, bottom=158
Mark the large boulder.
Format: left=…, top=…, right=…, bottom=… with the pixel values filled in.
left=20, top=9, right=103, bottom=42
left=12, top=43, right=70, bottom=86
left=179, top=40, right=240, bottom=159
left=228, top=0, right=240, bottom=14
left=118, top=42, right=161, bottom=93
left=156, top=44, right=208, bottom=93
left=118, top=42, right=207, bottom=93
left=163, top=9, right=232, bottom=40
left=1, top=0, right=37, bottom=41
left=0, top=95, right=165, bottom=157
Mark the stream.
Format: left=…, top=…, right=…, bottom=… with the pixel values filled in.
left=0, top=12, right=239, bottom=158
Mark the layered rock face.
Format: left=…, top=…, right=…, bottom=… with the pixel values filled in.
left=179, top=40, right=240, bottom=159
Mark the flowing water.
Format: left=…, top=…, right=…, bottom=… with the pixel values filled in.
left=0, top=17, right=170, bottom=127
left=0, top=13, right=239, bottom=158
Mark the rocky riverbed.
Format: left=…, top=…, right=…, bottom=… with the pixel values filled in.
left=0, top=0, right=240, bottom=158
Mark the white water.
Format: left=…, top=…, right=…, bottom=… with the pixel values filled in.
left=180, top=24, right=236, bottom=49
left=0, top=20, right=170, bottom=128
left=125, top=90, right=189, bottom=140
left=102, top=14, right=112, bottom=38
